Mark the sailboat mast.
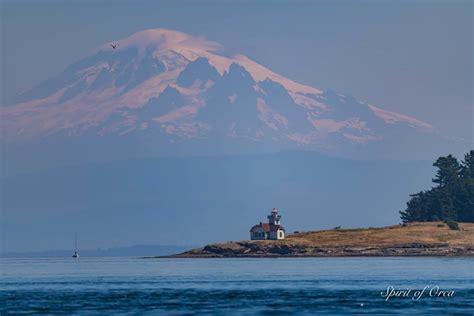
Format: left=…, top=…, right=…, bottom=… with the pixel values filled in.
left=72, top=232, right=79, bottom=258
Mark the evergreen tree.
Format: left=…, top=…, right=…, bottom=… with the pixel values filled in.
left=460, top=150, right=474, bottom=178
left=400, top=150, right=473, bottom=223
left=458, top=150, right=474, bottom=221
left=432, top=155, right=461, bottom=188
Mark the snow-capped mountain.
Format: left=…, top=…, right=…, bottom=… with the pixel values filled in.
left=1, top=28, right=438, bottom=160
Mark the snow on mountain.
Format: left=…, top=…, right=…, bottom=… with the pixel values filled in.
left=1, top=28, right=436, bottom=156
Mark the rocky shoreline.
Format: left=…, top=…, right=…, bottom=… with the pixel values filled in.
left=161, top=222, right=474, bottom=258
left=166, top=242, right=473, bottom=258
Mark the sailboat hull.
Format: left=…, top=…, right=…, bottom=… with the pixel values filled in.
left=73, top=233, right=79, bottom=258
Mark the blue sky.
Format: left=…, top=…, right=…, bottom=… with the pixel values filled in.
left=1, top=0, right=472, bottom=140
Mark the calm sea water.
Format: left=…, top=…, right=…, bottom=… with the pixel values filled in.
left=1, top=257, right=473, bottom=314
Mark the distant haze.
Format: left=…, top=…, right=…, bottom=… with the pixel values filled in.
left=2, top=152, right=434, bottom=252
left=0, top=1, right=471, bottom=253
left=1, top=244, right=195, bottom=258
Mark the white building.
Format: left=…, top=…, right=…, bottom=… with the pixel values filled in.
left=249, top=208, right=285, bottom=240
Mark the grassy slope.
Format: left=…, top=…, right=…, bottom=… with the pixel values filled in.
left=176, top=222, right=473, bottom=257
left=284, top=222, right=473, bottom=247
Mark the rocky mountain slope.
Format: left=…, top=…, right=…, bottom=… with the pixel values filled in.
left=1, top=28, right=441, bottom=161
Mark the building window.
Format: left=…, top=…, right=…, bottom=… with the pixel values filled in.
left=279, top=232, right=283, bottom=238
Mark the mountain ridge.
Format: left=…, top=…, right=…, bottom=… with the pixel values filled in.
left=1, top=28, right=440, bottom=160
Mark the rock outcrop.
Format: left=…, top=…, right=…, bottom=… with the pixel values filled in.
left=164, top=222, right=474, bottom=258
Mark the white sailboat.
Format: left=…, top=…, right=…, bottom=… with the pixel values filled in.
left=72, top=232, right=80, bottom=258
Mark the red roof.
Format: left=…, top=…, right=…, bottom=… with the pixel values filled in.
left=250, top=223, right=285, bottom=232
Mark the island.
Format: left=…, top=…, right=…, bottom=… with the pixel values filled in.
left=163, top=222, right=474, bottom=257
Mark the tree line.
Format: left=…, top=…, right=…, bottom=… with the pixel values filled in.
left=400, top=150, right=473, bottom=223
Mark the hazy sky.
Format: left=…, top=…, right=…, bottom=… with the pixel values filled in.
left=1, top=0, right=472, bottom=252
left=1, top=0, right=472, bottom=139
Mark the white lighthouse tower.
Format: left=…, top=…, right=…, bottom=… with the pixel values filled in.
left=267, top=208, right=281, bottom=225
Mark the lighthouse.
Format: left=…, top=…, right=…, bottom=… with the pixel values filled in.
left=267, top=208, right=281, bottom=225
left=249, top=208, right=286, bottom=240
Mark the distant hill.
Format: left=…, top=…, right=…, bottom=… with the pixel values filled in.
left=169, top=222, right=474, bottom=257
left=1, top=244, right=195, bottom=258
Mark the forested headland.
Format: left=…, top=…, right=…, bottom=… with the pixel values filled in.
left=400, top=150, right=473, bottom=223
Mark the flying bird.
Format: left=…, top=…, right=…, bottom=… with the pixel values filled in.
left=110, top=44, right=117, bottom=49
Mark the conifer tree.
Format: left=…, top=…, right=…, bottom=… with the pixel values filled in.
left=400, top=150, right=473, bottom=223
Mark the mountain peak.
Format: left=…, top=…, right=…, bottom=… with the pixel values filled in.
left=103, top=28, right=222, bottom=55
left=1, top=27, right=438, bottom=160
